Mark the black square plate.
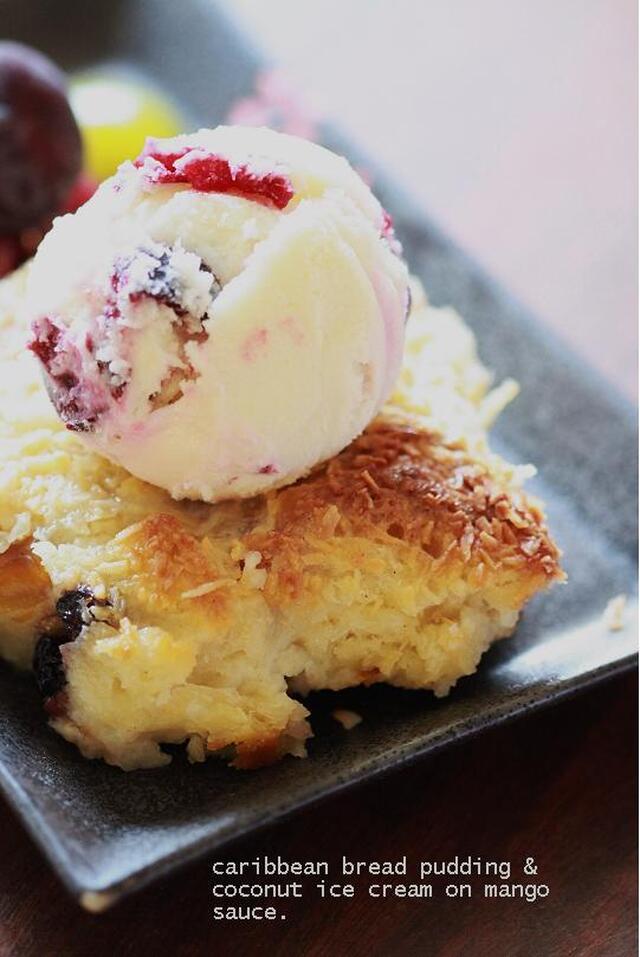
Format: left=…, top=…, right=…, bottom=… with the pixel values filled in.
left=1, top=0, right=637, bottom=910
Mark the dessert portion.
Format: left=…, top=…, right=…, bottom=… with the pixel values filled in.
left=25, top=127, right=410, bottom=502
left=0, top=268, right=563, bottom=770
left=0, top=46, right=563, bottom=772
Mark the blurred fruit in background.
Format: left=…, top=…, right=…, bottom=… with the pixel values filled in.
left=0, top=41, right=82, bottom=233
left=70, top=73, right=184, bottom=181
left=0, top=41, right=93, bottom=277
left=0, top=51, right=184, bottom=278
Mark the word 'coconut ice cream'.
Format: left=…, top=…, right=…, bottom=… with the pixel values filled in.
left=25, top=126, right=410, bottom=502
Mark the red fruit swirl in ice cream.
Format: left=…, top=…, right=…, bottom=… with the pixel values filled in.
left=133, top=140, right=295, bottom=210
left=28, top=317, right=110, bottom=431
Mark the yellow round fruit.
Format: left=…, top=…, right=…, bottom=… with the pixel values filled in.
left=70, top=73, right=185, bottom=181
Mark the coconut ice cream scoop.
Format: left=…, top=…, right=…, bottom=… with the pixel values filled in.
left=26, top=126, right=410, bottom=502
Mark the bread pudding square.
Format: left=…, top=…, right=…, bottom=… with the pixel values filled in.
left=0, top=270, right=563, bottom=769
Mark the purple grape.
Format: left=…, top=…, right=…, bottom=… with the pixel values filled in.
left=0, top=42, right=82, bottom=232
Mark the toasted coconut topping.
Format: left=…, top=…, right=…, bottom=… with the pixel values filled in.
left=258, top=421, right=562, bottom=580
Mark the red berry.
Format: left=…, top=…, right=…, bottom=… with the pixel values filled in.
left=0, top=42, right=82, bottom=232
left=0, top=233, right=22, bottom=277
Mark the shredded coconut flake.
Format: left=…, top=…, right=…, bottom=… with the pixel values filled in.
left=181, top=580, right=235, bottom=599
left=241, top=550, right=267, bottom=590
left=602, top=594, right=628, bottom=632
left=331, top=708, right=363, bottom=730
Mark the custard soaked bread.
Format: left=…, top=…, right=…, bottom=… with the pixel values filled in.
left=0, top=272, right=563, bottom=769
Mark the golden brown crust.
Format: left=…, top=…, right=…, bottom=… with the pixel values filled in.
left=231, top=736, right=291, bottom=770
left=0, top=539, right=52, bottom=628
left=125, top=513, right=231, bottom=615
left=246, top=421, right=563, bottom=605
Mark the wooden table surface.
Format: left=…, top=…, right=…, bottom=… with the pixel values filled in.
left=0, top=672, right=635, bottom=956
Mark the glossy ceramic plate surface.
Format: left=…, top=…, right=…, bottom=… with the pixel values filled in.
left=1, top=0, right=637, bottom=909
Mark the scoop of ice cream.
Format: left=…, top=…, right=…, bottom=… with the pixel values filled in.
left=25, top=126, right=410, bottom=501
